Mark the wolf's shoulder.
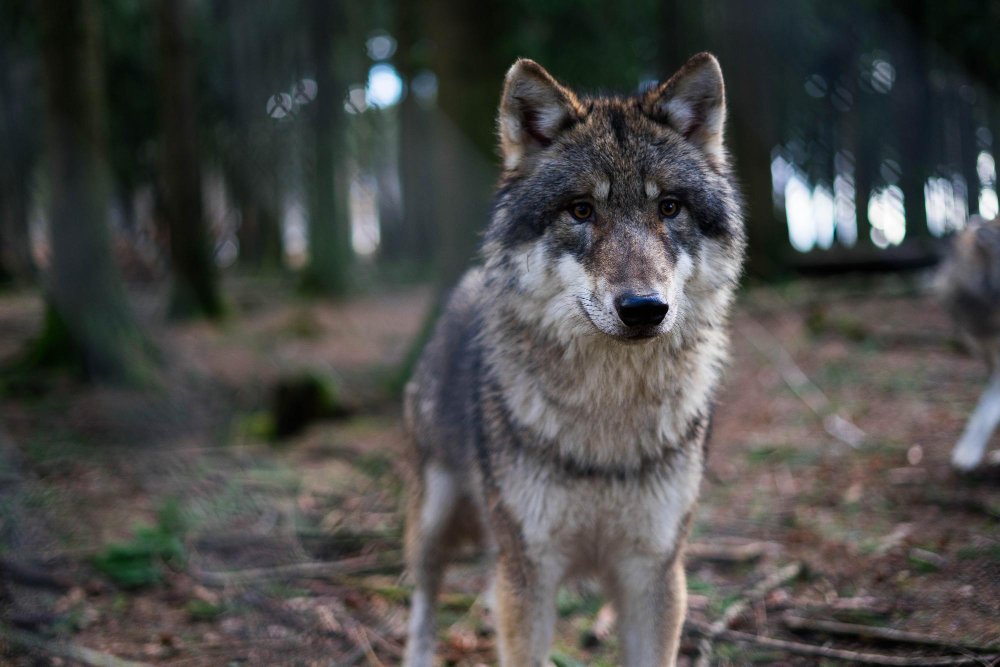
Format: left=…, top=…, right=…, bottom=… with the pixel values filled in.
left=405, top=268, right=489, bottom=435
left=445, top=267, right=488, bottom=321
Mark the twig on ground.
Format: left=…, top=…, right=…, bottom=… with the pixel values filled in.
left=685, top=620, right=1000, bottom=666
left=781, top=596, right=891, bottom=616
left=739, top=316, right=866, bottom=448
left=0, top=625, right=151, bottom=667
left=921, top=492, right=1000, bottom=519
left=193, top=551, right=402, bottom=587
left=331, top=644, right=367, bottom=667
left=693, top=562, right=802, bottom=667
left=782, top=614, right=999, bottom=652
left=345, top=620, right=386, bottom=667
left=685, top=540, right=775, bottom=563
left=0, top=558, right=73, bottom=591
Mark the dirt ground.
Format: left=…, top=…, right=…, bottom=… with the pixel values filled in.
left=0, top=274, right=998, bottom=666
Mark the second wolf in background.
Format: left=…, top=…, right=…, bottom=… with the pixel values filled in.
left=403, top=52, right=745, bottom=667
left=937, top=214, right=1000, bottom=471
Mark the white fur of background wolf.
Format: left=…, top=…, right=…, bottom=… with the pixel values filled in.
left=936, top=214, right=1000, bottom=470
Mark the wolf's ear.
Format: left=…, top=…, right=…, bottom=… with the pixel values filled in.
left=643, top=52, right=727, bottom=164
left=499, top=59, right=583, bottom=169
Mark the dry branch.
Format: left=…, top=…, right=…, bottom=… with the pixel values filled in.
left=0, top=625, right=151, bottom=667
left=783, top=614, right=999, bottom=652
left=693, top=562, right=802, bottom=667
left=685, top=620, right=1000, bottom=666
left=194, top=551, right=402, bottom=587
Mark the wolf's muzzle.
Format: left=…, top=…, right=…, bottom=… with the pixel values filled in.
left=615, top=293, right=669, bottom=328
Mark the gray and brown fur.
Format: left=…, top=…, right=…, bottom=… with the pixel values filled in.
left=937, top=214, right=1000, bottom=470
left=402, top=53, right=745, bottom=667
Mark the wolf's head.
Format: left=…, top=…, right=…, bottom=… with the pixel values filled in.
left=483, top=53, right=744, bottom=345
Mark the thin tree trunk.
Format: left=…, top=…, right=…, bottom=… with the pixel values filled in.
left=37, top=0, right=153, bottom=381
left=157, top=0, right=224, bottom=318
left=853, top=116, right=877, bottom=248
left=894, top=14, right=931, bottom=239
left=958, top=87, right=981, bottom=219
left=301, top=0, right=351, bottom=296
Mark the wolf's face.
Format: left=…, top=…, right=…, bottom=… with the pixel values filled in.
left=484, top=54, right=744, bottom=344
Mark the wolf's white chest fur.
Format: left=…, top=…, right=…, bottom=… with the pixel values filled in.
left=491, top=330, right=722, bottom=569
left=498, top=450, right=702, bottom=573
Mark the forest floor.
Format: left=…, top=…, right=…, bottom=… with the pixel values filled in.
left=0, top=274, right=998, bottom=666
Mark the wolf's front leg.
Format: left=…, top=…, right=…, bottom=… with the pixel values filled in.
left=952, top=369, right=1000, bottom=471
left=611, top=554, right=687, bottom=667
left=493, top=551, right=562, bottom=667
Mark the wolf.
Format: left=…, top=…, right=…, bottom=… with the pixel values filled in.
left=401, top=52, right=745, bottom=667
left=937, top=214, right=1000, bottom=471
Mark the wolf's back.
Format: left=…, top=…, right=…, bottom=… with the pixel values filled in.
left=937, top=216, right=1000, bottom=342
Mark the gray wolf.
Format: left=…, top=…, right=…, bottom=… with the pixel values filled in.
left=402, top=52, right=745, bottom=667
left=937, top=214, right=1000, bottom=471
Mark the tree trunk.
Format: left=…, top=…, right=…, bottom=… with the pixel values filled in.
left=958, top=88, right=981, bottom=219
left=300, top=0, right=352, bottom=296
left=893, top=12, right=931, bottom=239
left=37, top=0, right=154, bottom=381
left=225, top=0, right=284, bottom=271
left=0, top=23, right=36, bottom=281
left=237, top=201, right=283, bottom=269
left=716, top=0, right=786, bottom=278
left=389, top=0, right=435, bottom=270
left=157, top=0, right=224, bottom=318
left=852, top=132, right=876, bottom=248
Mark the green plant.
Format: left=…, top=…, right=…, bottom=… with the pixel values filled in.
left=92, top=500, right=186, bottom=588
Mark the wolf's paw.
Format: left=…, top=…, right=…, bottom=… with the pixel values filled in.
left=951, top=444, right=985, bottom=472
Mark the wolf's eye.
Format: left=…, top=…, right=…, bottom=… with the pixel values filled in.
left=570, top=203, right=594, bottom=221
left=659, top=199, right=681, bottom=219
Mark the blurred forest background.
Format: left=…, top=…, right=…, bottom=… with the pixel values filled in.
left=1, top=0, right=1000, bottom=375
left=1, top=1, right=1000, bottom=665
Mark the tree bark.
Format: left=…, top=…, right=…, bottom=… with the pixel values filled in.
left=37, top=0, right=154, bottom=381
left=157, top=0, right=224, bottom=318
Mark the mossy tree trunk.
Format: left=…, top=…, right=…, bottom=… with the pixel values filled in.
left=37, top=0, right=154, bottom=382
left=157, top=0, right=224, bottom=318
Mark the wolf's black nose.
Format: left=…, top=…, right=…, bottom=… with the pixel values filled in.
left=615, top=294, right=669, bottom=328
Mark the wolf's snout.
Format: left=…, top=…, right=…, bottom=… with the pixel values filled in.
left=615, top=293, right=669, bottom=328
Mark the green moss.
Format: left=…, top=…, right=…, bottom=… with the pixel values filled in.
left=186, top=600, right=227, bottom=620
left=746, top=444, right=819, bottom=467
left=556, top=587, right=604, bottom=618
left=354, top=452, right=392, bottom=479
left=550, top=652, right=585, bottom=667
